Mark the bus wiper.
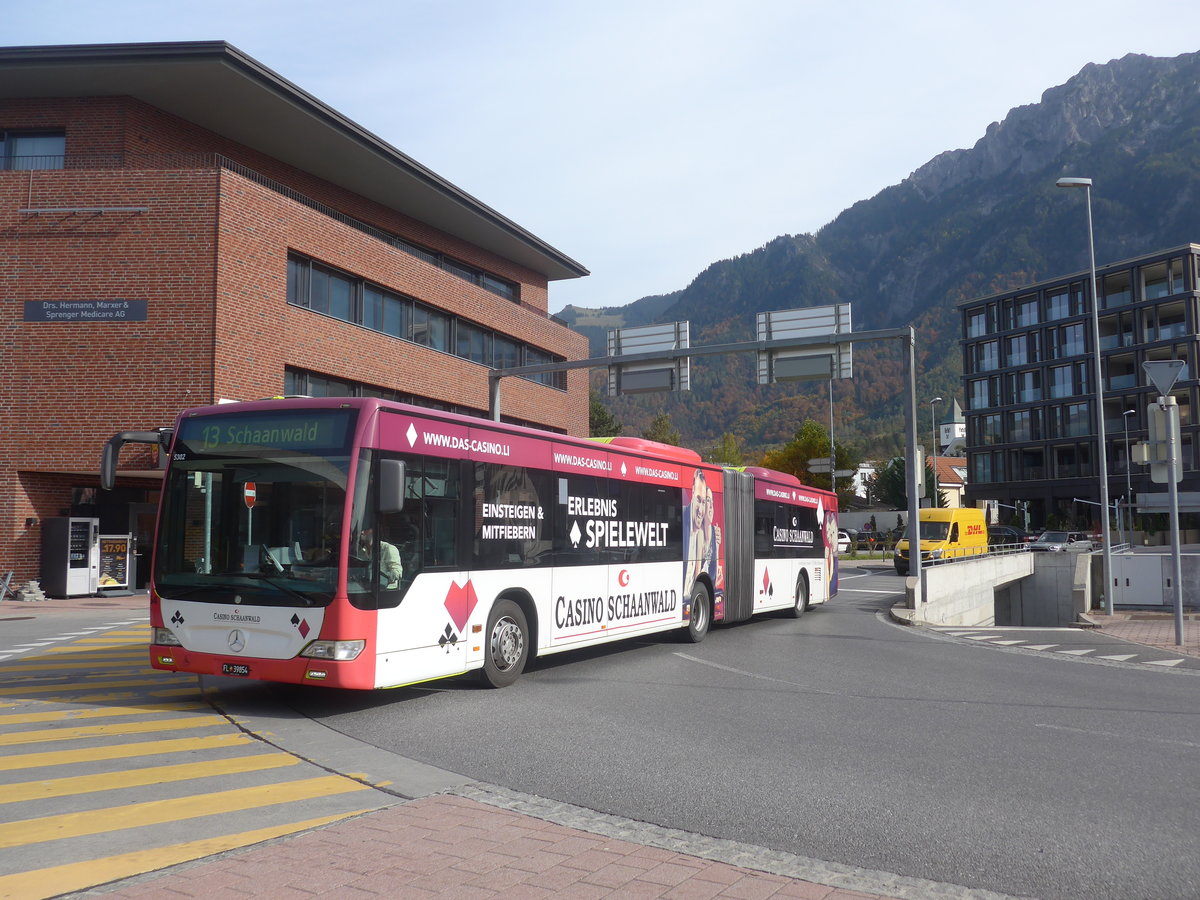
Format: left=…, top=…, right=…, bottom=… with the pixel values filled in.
left=234, top=572, right=319, bottom=606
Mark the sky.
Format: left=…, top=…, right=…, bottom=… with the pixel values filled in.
left=7, top=1, right=1200, bottom=313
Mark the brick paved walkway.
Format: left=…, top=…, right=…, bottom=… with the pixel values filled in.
left=1087, top=610, right=1200, bottom=657
left=84, top=795, right=894, bottom=900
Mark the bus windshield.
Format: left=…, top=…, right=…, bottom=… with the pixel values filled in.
left=153, top=408, right=356, bottom=607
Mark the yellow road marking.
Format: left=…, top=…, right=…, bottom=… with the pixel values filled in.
left=0, top=733, right=253, bottom=771
left=0, top=676, right=187, bottom=695
left=0, top=660, right=158, bottom=673
left=43, top=647, right=146, bottom=655
left=0, top=701, right=205, bottom=726
left=0, top=809, right=376, bottom=900
left=0, top=775, right=372, bottom=848
left=0, top=714, right=225, bottom=747
left=0, top=687, right=201, bottom=707
left=0, top=753, right=300, bottom=804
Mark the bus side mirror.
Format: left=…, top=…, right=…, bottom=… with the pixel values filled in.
left=380, top=460, right=406, bottom=513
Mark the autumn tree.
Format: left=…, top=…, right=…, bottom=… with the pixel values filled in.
left=758, top=419, right=858, bottom=501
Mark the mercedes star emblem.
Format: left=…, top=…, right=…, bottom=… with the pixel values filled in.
left=228, top=629, right=245, bottom=653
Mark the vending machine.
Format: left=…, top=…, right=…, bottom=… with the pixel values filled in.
left=40, top=517, right=100, bottom=597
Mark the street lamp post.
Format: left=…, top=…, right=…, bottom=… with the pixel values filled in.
left=1056, top=176, right=1113, bottom=614
left=1122, top=408, right=1136, bottom=542
left=929, top=397, right=942, bottom=507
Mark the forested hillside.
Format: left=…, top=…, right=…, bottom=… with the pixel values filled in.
left=560, top=51, right=1200, bottom=459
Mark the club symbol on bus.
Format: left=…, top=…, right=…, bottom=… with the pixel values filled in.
left=171, top=611, right=184, bottom=626
left=438, top=624, right=458, bottom=652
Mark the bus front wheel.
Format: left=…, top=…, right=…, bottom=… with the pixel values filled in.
left=480, top=599, right=529, bottom=688
left=684, top=583, right=710, bottom=643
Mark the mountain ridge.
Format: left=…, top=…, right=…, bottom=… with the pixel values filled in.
left=560, top=50, right=1200, bottom=458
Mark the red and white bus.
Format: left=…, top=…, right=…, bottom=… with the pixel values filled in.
left=117, top=397, right=837, bottom=689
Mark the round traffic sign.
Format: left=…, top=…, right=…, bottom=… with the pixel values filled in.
left=244, top=482, right=257, bottom=509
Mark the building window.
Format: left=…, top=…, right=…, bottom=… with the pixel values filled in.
left=1010, top=447, right=1045, bottom=480
left=286, top=253, right=565, bottom=390
left=967, top=308, right=989, bottom=338
left=1099, top=310, right=1134, bottom=350
left=456, top=320, right=492, bottom=364
left=1143, top=301, right=1188, bottom=342
left=1, top=131, right=65, bottom=170
left=1107, top=354, right=1137, bottom=391
left=1064, top=402, right=1091, bottom=437
left=976, top=414, right=1002, bottom=446
left=1102, top=271, right=1132, bottom=308
left=971, top=451, right=1000, bottom=484
left=1141, top=260, right=1183, bottom=300
left=1008, top=410, right=1033, bottom=443
left=1005, top=334, right=1028, bottom=367
left=969, top=378, right=995, bottom=410
left=1014, top=295, right=1039, bottom=327
left=1046, top=289, right=1071, bottom=321
left=363, top=285, right=409, bottom=339
left=972, top=340, right=999, bottom=373
left=493, top=335, right=520, bottom=370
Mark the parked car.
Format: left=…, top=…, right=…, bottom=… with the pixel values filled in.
left=1029, top=531, right=1093, bottom=552
left=988, top=525, right=1033, bottom=546
left=837, top=529, right=852, bottom=553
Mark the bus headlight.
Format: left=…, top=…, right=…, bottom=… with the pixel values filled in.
left=301, top=640, right=365, bottom=661
left=931, top=549, right=944, bottom=559
left=153, top=627, right=182, bottom=646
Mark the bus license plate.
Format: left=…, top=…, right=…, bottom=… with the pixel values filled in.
left=222, top=663, right=251, bottom=677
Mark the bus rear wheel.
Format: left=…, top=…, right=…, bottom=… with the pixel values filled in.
left=479, top=599, right=529, bottom=688
left=684, top=583, right=711, bottom=643
left=790, top=576, right=809, bottom=618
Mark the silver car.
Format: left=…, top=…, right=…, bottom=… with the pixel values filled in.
left=1030, top=531, right=1092, bottom=551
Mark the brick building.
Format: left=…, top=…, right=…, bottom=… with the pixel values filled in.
left=0, top=42, right=589, bottom=589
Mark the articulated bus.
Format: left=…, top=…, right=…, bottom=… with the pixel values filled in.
left=106, top=397, right=838, bottom=689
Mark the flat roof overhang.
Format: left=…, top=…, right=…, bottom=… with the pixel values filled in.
left=0, top=41, right=588, bottom=282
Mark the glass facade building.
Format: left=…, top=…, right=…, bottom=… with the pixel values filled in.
left=959, top=245, right=1200, bottom=529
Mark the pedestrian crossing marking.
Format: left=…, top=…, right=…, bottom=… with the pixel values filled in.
left=0, top=809, right=376, bottom=900
left=0, top=659, right=159, bottom=673
left=0, top=753, right=301, bottom=804
left=0, top=714, right=226, bottom=747
left=0, top=774, right=372, bottom=849
left=0, top=733, right=253, bottom=771
left=0, top=687, right=199, bottom=707
left=0, top=701, right=205, bottom=727
left=0, top=676, right=186, bottom=695
left=1144, top=658, right=1184, bottom=667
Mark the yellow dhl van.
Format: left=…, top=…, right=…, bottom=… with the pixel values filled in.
left=893, top=508, right=988, bottom=575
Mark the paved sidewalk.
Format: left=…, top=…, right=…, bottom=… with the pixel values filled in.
left=1084, top=610, right=1200, bottom=657
left=80, top=793, right=904, bottom=900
